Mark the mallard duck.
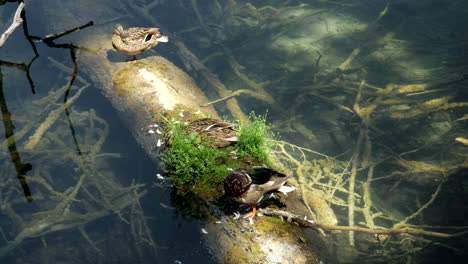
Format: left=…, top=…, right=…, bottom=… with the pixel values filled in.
left=112, top=24, right=168, bottom=62
left=224, top=166, right=295, bottom=219
left=190, top=118, right=238, bottom=148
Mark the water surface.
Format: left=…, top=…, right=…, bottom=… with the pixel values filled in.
left=1, top=0, right=467, bottom=263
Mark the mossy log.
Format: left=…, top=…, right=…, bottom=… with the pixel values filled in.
left=78, top=50, right=323, bottom=264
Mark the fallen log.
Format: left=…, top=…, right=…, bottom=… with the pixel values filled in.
left=75, top=26, right=324, bottom=263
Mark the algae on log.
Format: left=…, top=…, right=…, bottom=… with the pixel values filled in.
left=76, top=35, right=321, bottom=264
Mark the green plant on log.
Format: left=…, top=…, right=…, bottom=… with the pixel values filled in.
left=161, top=112, right=274, bottom=196
left=236, top=112, right=275, bottom=167
left=160, top=120, right=227, bottom=195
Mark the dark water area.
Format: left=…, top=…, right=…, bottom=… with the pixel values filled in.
left=1, top=0, right=468, bottom=263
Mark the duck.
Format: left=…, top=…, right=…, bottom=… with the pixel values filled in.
left=223, top=166, right=295, bottom=219
left=189, top=118, right=238, bottom=148
left=112, top=24, right=168, bottom=62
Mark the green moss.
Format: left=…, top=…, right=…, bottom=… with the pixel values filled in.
left=256, top=216, right=288, bottom=233
left=113, top=60, right=171, bottom=97
left=113, top=66, right=135, bottom=97
left=160, top=112, right=275, bottom=197
left=224, top=245, right=250, bottom=264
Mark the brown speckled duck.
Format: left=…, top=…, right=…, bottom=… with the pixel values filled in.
left=190, top=118, right=238, bottom=148
left=112, top=24, right=168, bottom=62
left=224, top=166, right=295, bottom=219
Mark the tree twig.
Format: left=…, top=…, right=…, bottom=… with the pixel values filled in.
left=41, top=21, right=94, bottom=42
left=27, top=21, right=98, bottom=53
left=0, top=2, right=25, bottom=48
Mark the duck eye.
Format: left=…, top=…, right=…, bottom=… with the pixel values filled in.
left=144, top=34, right=152, bottom=42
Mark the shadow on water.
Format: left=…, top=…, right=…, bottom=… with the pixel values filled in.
left=0, top=66, right=33, bottom=201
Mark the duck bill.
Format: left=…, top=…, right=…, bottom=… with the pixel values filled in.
left=156, top=35, right=169, bottom=42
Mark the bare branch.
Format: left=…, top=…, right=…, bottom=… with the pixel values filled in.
left=42, top=21, right=94, bottom=42
left=0, top=2, right=25, bottom=48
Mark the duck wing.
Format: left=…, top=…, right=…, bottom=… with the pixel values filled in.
left=246, top=167, right=292, bottom=193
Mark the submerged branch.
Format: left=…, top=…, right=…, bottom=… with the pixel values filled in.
left=347, top=127, right=365, bottom=246
left=394, top=181, right=445, bottom=228
left=260, top=208, right=468, bottom=238
left=48, top=56, right=88, bottom=85
left=202, top=89, right=273, bottom=106
left=175, top=40, right=247, bottom=121
left=24, top=83, right=90, bottom=150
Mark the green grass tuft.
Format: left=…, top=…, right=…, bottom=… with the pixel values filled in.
left=160, top=120, right=228, bottom=195
left=236, top=112, right=275, bottom=166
